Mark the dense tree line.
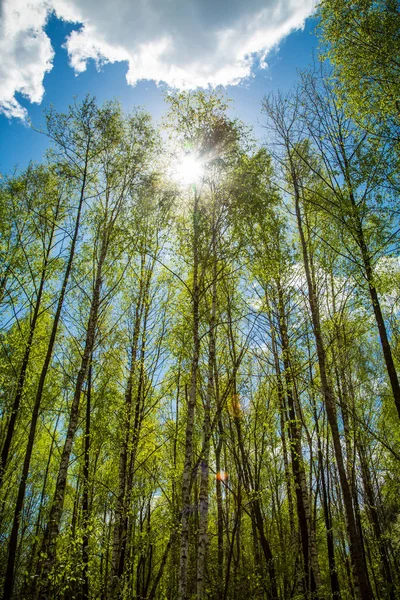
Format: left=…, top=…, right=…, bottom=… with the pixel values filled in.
left=1, top=2, right=399, bottom=599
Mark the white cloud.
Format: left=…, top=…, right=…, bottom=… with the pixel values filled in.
left=0, top=0, right=317, bottom=120
left=0, top=0, right=54, bottom=119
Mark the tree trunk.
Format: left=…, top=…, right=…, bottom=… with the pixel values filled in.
left=358, top=440, right=396, bottom=600
left=0, top=197, right=61, bottom=489
left=36, top=227, right=108, bottom=600
left=197, top=201, right=218, bottom=600
left=178, top=189, right=201, bottom=600
left=275, top=282, right=322, bottom=599
left=358, top=226, right=400, bottom=420
left=2, top=161, right=87, bottom=600
left=110, top=254, right=148, bottom=596
left=81, top=361, right=92, bottom=600
left=234, top=408, right=278, bottom=600
left=342, top=132, right=400, bottom=419
left=292, top=166, right=373, bottom=600
left=309, top=352, right=341, bottom=600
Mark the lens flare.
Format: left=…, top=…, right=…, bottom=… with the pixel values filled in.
left=171, top=154, right=204, bottom=185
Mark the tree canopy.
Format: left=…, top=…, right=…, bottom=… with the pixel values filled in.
left=1, top=7, right=400, bottom=600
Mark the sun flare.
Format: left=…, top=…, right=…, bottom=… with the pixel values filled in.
left=171, top=154, right=204, bottom=185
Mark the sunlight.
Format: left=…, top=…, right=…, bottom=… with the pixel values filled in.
left=171, top=154, right=204, bottom=186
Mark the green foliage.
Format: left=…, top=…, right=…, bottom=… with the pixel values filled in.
left=0, top=86, right=399, bottom=600
left=318, top=0, right=400, bottom=143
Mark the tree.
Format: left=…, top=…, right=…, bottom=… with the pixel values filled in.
left=262, top=92, right=374, bottom=600
left=297, top=68, right=400, bottom=421
left=0, top=84, right=399, bottom=600
left=318, top=0, right=400, bottom=144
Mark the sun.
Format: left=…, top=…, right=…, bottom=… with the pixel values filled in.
left=171, top=154, right=204, bottom=185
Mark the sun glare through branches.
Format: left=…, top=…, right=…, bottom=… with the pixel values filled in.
left=170, top=153, right=204, bottom=186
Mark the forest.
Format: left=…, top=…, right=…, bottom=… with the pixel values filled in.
left=0, top=1, right=399, bottom=599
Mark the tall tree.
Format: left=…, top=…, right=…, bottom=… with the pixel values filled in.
left=318, top=0, right=400, bottom=143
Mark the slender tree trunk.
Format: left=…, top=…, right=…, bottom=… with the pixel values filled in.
left=148, top=534, right=173, bottom=600
left=341, top=132, right=400, bottom=418
left=0, top=264, right=10, bottom=308
left=21, top=412, right=61, bottom=598
left=292, top=164, right=373, bottom=600
left=309, top=354, right=341, bottom=600
left=275, top=282, right=322, bottom=599
left=233, top=405, right=278, bottom=600
left=178, top=189, right=201, bottom=600
left=266, top=294, right=298, bottom=596
left=358, top=440, right=396, bottom=600
left=197, top=199, right=218, bottom=600
left=110, top=257, right=147, bottom=595
left=215, top=417, right=224, bottom=597
left=170, top=364, right=181, bottom=600
left=358, top=228, right=400, bottom=419
left=117, top=294, right=151, bottom=589
left=2, top=160, right=88, bottom=600
left=213, top=307, right=224, bottom=600
left=223, top=488, right=241, bottom=600
left=196, top=389, right=211, bottom=600
left=0, top=198, right=61, bottom=489
left=36, top=227, right=109, bottom=600
left=81, top=361, right=92, bottom=600
left=266, top=295, right=296, bottom=540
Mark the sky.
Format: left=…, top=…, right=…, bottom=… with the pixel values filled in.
left=0, top=0, right=320, bottom=174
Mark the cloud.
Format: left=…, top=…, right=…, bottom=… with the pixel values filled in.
left=0, top=0, right=54, bottom=119
left=0, top=0, right=317, bottom=120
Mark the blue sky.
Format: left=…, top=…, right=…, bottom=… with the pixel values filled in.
left=0, top=6, right=319, bottom=174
